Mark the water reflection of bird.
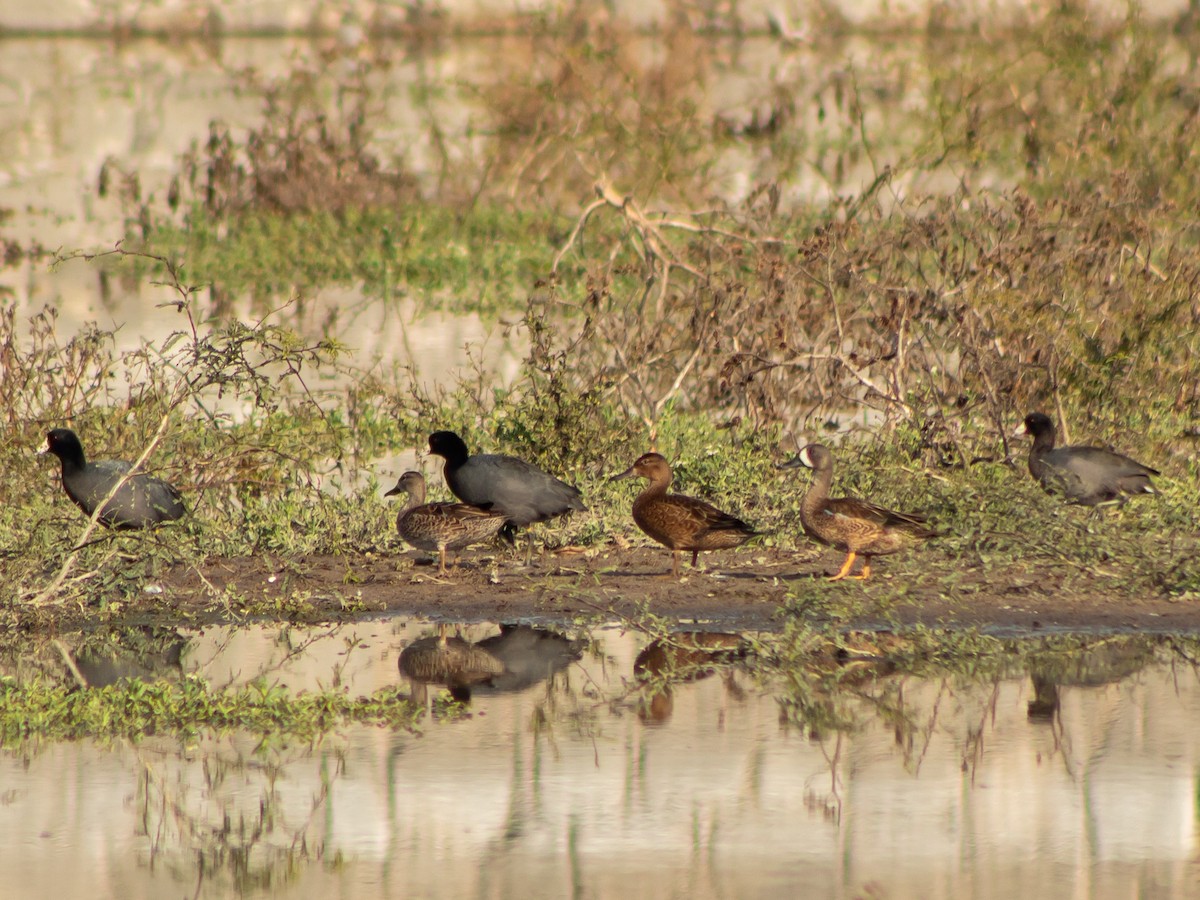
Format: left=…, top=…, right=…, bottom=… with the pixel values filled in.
left=1015, top=412, right=1159, bottom=505
left=69, top=626, right=188, bottom=688
left=384, top=471, right=507, bottom=574
left=635, top=632, right=748, bottom=724
left=1026, top=638, right=1156, bottom=721
left=778, top=443, right=935, bottom=581
left=42, top=428, right=185, bottom=529
left=428, top=430, right=586, bottom=562
left=611, top=453, right=757, bottom=579
left=634, top=632, right=747, bottom=680
left=475, top=624, right=584, bottom=693
left=398, top=624, right=506, bottom=706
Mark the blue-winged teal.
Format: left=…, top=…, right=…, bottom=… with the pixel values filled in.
left=385, top=471, right=507, bottom=573
left=780, top=443, right=935, bottom=580
left=1016, top=412, right=1159, bottom=505
left=42, top=428, right=185, bottom=529
left=612, top=452, right=757, bottom=579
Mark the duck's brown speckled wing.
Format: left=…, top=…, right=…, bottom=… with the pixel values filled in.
left=808, top=497, right=934, bottom=553
left=634, top=494, right=756, bottom=551
left=825, top=498, right=929, bottom=530
left=401, top=502, right=508, bottom=551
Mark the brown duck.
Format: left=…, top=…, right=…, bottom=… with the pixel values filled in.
left=385, top=471, right=507, bottom=574
left=398, top=623, right=506, bottom=705
left=612, top=452, right=757, bottom=578
left=780, top=443, right=936, bottom=580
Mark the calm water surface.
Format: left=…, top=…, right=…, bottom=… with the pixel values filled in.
left=1, top=620, right=1198, bottom=899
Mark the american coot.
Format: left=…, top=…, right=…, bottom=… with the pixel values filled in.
left=475, top=624, right=584, bottom=693
left=611, top=452, right=757, bottom=579
left=42, top=428, right=185, bottom=529
left=1016, top=412, right=1159, bottom=505
left=427, top=430, right=586, bottom=541
left=779, top=443, right=935, bottom=580
left=384, top=471, right=507, bottom=574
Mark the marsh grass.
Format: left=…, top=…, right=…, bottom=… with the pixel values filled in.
left=6, top=8, right=1200, bottom=616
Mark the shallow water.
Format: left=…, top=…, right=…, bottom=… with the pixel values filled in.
left=1, top=620, right=1198, bottom=899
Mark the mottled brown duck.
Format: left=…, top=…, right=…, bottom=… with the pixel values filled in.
left=779, top=443, right=936, bottom=581
left=611, top=452, right=757, bottom=579
left=385, top=471, right=507, bottom=574
left=1015, top=412, right=1159, bottom=505
left=398, top=624, right=506, bottom=705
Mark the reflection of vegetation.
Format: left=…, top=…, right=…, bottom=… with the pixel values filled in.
left=0, top=675, right=419, bottom=742
left=0, top=626, right=188, bottom=687
left=768, top=630, right=1190, bottom=746
left=136, top=742, right=338, bottom=896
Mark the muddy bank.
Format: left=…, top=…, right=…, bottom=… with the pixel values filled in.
left=147, top=546, right=1200, bottom=635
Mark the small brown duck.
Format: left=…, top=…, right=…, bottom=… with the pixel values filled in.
left=779, top=443, right=936, bottom=581
left=611, top=452, right=757, bottom=578
left=385, top=471, right=507, bottom=574
left=398, top=623, right=506, bottom=705
left=1015, top=412, right=1159, bottom=505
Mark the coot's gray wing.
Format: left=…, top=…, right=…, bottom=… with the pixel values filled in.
left=1041, top=446, right=1158, bottom=504
left=449, top=453, right=585, bottom=526
left=67, top=460, right=185, bottom=528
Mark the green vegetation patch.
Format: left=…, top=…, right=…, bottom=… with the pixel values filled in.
left=138, top=203, right=571, bottom=316
left=0, top=674, right=421, bottom=742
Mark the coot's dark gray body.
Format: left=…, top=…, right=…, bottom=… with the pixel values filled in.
left=427, top=431, right=585, bottom=528
left=1018, top=413, right=1159, bottom=505
left=475, top=624, right=584, bottom=693
left=44, top=428, right=186, bottom=529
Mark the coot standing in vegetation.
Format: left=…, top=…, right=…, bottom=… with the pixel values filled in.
left=779, top=443, right=935, bottom=580
left=427, top=430, right=586, bottom=560
left=611, top=452, right=757, bottom=579
left=1015, top=412, right=1159, bottom=505
left=42, top=428, right=185, bottom=529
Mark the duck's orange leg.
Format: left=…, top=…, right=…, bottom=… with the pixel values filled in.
left=848, top=557, right=872, bottom=580
left=828, top=551, right=857, bottom=581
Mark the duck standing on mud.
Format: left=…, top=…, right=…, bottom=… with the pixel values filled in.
left=611, top=452, right=757, bottom=579
left=779, top=443, right=935, bottom=581
left=427, top=430, right=586, bottom=560
left=385, top=470, right=507, bottom=574
left=1015, top=412, right=1159, bottom=505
